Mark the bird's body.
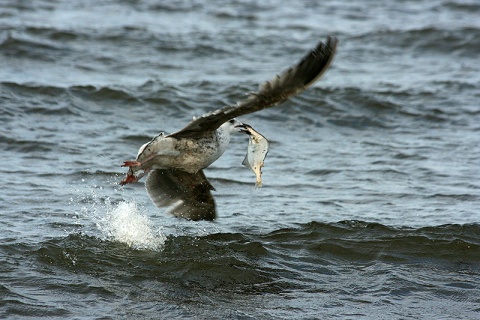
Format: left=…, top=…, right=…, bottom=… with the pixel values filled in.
left=120, top=37, right=338, bottom=220
left=121, top=120, right=239, bottom=178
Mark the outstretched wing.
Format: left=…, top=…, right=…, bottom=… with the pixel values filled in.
left=170, top=36, right=338, bottom=139
left=145, top=169, right=216, bottom=221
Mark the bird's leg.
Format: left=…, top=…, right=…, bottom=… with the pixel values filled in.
left=121, top=161, right=142, bottom=167
left=122, top=151, right=159, bottom=168
left=120, top=153, right=158, bottom=185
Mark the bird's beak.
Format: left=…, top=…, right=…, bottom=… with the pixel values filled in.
left=235, top=123, right=251, bottom=134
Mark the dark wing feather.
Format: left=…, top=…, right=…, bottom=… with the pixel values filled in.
left=145, top=169, right=216, bottom=221
left=170, top=37, right=338, bottom=139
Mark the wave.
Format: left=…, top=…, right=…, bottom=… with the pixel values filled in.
left=0, top=32, right=72, bottom=62
left=3, top=79, right=479, bottom=159
left=2, top=79, right=476, bottom=140
left=5, top=217, right=472, bottom=315
left=0, top=135, right=56, bottom=153
left=2, top=186, right=479, bottom=314
left=352, top=26, right=480, bottom=58
left=26, top=220, right=480, bottom=282
left=31, top=232, right=283, bottom=294
left=262, top=221, right=480, bottom=263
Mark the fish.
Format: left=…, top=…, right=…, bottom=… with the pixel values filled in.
left=238, top=124, right=269, bottom=187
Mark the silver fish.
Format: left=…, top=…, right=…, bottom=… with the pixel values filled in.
left=238, top=124, right=269, bottom=187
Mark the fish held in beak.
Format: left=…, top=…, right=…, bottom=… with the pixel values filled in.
left=239, top=124, right=269, bottom=187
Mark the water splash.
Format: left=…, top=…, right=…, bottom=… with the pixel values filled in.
left=101, top=201, right=166, bottom=251
left=72, top=181, right=166, bottom=251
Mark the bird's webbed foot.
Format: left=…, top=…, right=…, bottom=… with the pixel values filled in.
left=119, top=162, right=150, bottom=186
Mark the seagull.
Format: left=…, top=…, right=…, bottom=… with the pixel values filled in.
left=120, top=36, right=338, bottom=221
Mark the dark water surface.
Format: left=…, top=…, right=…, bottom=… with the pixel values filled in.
left=1, top=0, right=480, bottom=319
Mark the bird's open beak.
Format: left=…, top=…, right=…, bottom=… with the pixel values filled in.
left=235, top=123, right=251, bottom=134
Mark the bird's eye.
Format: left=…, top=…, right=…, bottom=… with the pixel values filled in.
left=229, top=119, right=235, bottom=124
